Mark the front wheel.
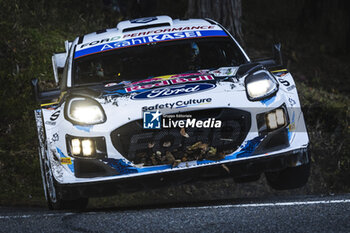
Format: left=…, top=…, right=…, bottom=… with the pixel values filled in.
left=40, top=148, right=88, bottom=210
left=265, top=162, right=310, bottom=190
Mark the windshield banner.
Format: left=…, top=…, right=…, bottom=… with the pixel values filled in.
left=74, top=29, right=228, bottom=59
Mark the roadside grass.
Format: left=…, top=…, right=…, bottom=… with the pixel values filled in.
left=297, top=83, right=349, bottom=192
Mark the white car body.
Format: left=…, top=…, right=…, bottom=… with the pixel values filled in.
left=34, top=16, right=310, bottom=209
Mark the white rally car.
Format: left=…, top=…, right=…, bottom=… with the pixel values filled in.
left=33, top=16, right=310, bottom=210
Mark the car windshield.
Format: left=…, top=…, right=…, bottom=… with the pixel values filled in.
left=73, top=37, right=247, bottom=86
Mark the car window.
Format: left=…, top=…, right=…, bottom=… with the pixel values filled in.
left=73, top=37, right=247, bottom=86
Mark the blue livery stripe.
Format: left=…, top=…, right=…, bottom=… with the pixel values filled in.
left=74, top=30, right=228, bottom=59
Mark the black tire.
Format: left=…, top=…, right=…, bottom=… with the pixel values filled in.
left=234, top=174, right=261, bottom=183
left=47, top=192, right=89, bottom=211
left=39, top=145, right=88, bottom=210
left=44, top=166, right=89, bottom=210
left=265, top=162, right=310, bottom=190
left=37, top=115, right=88, bottom=210
left=43, top=160, right=88, bottom=210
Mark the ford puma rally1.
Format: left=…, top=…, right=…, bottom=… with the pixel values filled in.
left=33, top=16, right=310, bottom=210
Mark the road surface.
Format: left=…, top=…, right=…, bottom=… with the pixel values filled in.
left=1, top=194, right=349, bottom=232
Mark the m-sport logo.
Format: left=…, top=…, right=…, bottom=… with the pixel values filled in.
left=132, top=83, right=216, bottom=100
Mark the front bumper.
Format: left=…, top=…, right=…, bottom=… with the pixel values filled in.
left=56, top=146, right=309, bottom=200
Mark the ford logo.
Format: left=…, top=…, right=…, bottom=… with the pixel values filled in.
left=132, top=83, right=216, bottom=100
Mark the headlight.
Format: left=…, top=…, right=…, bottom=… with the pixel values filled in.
left=65, top=97, right=106, bottom=125
left=245, top=70, right=278, bottom=101
left=66, top=135, right=107, bottom=158
left=256, top=104, right=289, bottom=135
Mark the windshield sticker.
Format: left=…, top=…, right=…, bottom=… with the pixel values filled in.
left=80, top=36, right=122, bottom=49
left=74, top=29, right=228, bottom=59
left=78, top=26, right=219, bottom=51
left=122, top=25, right=216, bottom=39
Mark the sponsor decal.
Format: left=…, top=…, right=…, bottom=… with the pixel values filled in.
left=56, top=147, right=74, bottom=172
left=60, top=157, right=72, bottom=165
left=52, top=133, right=59, bottom=142
left=123, top=26, right=216, bottom=39
left=74, top=30, right=228, bottom=59
left=143, top=110, right=162, bottom=129
left=278, top=78, right=290, bottom=87
left=132, top=83, right=216, bottom=99
left=50, top=110, right=60, bottom=121
left=209, top=67, right=238, bottom=77
left=287, top=84, right=296, bottom=91
left=78, top=26, right=218, bottom=51
left=45, top=121, right=56, bottom=126
left=171, top=73, right=204, bottom=78
left=80, top=36, right=122, bottom=49
left=142, top=98, right=212, bottom=111
left=130, top=17, right=157, bottom=24
left=130, top=73, right=201, bottom=86
left=125, top=75, right=214, bottom=92
left=289, top=97, right=296, bottom=106
left=132, top=75, right=175, bottom=84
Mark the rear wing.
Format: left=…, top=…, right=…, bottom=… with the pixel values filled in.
left=52, top=40, right=72, bottom=84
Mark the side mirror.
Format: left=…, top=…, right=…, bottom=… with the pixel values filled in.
left=273, top=43, right=283, bottom=66
left=31, top=78, right=61, bottom=104
left=252, top=42, right=284, bottom=69
left=31, top=78, right=40, bottom=102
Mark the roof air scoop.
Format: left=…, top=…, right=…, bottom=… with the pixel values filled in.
left=130, top=17, right=158, bottom=24
left=117, top=15, right=173, bottom=33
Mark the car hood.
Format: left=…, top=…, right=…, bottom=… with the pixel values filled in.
left=81, top=67, right=245, bottom=99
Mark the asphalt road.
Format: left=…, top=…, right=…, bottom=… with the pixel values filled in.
left=1, top=194, right=350, bottom=233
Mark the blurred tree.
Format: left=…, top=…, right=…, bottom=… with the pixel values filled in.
left=298, top=0, right=350, bottom=54
left=186, top=0, right=243, bottom=44
left=104, top=0, right=158, bottom=19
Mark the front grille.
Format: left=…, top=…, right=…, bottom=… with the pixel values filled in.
left=111, top=108, right=251, bottom=166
